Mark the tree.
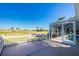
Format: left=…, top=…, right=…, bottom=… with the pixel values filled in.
left=16, top=27, right=19, bottom=30
left=36, top=26, right=39, bottom=31
left=10, top=27, right=14, bottom=31
left=40, top=27, right=43, bottom=31
left=58, top=16, right=65, bottom=22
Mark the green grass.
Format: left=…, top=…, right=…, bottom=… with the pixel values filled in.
left=32, top=37, right=48, bottom=41
left=0, top=30, right=48, bottom=35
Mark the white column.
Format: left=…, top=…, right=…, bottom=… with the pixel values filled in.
left=61, top=22, right=64, bottom=42
left=52, top=25, right=54, bottom=39
left=51, top=26, right=52, bottom=39
left=49, top=25, right=52, bottom=39
left=57, top=26, right=58, bottom=37
left=73, top=21, right=76, bottom=45
left=49, top=25, right=51, bottom=39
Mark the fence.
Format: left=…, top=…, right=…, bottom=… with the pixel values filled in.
left=2, top=35, right=34, bottom=45
left=1, top=34, right=48, bottom=46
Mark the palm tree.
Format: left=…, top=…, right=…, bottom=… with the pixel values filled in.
left=36, top=26, right=39, bottom=31
left=10, top=27, right=14, bottom=31
left=16, top=27, right=19, bottom=30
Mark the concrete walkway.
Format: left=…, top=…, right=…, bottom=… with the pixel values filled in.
left=1, top=40, right=79, bottom=56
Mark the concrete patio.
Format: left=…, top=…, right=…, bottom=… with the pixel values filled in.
left=1, top=40, right=79, bottom=56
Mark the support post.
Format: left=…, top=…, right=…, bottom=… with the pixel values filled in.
left=49, top=25, right=51, bottom=39
left=57, top=25, right=58, bottom=37
left=61, top=22, right=64, bottom=42
left=73, top=20, right=76, bottom=45
left=49, top=24, right=52, bottom=39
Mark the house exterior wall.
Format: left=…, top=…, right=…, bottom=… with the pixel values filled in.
left=75, top=3, right=79, bottom=19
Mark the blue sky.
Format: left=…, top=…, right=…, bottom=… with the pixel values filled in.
left=0, top=3, right=75, bottom=30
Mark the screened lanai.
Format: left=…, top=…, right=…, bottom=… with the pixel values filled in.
left=49, top=17, right=79, bottom=45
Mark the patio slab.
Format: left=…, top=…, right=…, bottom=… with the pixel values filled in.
left=1, top=40, right=79, bottom=56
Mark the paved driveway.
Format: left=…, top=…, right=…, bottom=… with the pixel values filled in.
left=1, top=40, right=79, bottom=56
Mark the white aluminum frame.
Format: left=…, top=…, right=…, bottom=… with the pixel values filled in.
left=49, top=18, right=76, bottom=45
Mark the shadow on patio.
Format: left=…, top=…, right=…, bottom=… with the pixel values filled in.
left=1, top=40, right=79, bottom=56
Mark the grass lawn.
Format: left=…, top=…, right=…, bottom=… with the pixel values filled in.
left=0, top=30, right=48, bottom=35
